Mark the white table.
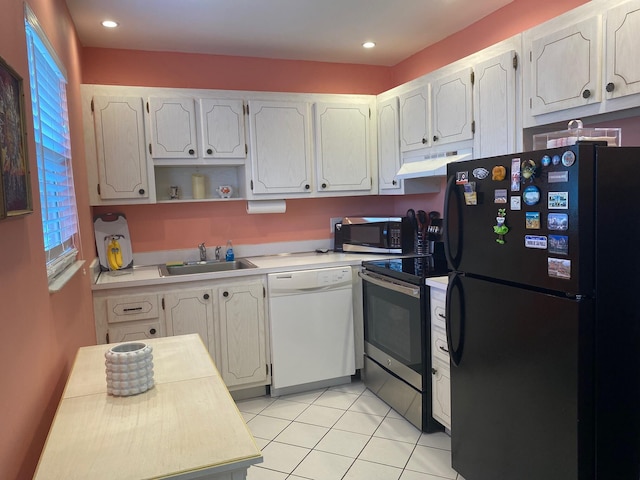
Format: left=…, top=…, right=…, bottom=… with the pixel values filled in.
left=34, top=334, right=262, bottom=479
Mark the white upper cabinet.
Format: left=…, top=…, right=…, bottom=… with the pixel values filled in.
left=148, top=97, right=199, bottom=159
left=248, top=100, right=313, bottom=195
left=92, top=96, right=150, bottom=201
left=431, top=67, right=474, bottom=146
left=199, top=99, right=246, bottom=158
left=473, top=51, right=517, bottom=158
left=377, top=96, right=402, bottom=193
left=314, top=102, right=372, bottom=193
left=605, top=0, right=640, bottom=100
left=527, top=16, right=602, bottom=116
left=399, top=85, right=430, bottom=152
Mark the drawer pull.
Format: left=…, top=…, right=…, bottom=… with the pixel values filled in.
left=438, top=313, right=446, bottom=319
left=123, top=307, right=143, bottom=312
left=150, top=328, right=157, bottom=335
left=439, top=345, right=450, bottom=354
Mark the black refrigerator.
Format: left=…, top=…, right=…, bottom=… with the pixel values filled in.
left=444, top=143, right=640, bottom=480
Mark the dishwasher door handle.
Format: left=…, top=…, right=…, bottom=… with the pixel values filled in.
left=358, top=271, right=420, bottom=298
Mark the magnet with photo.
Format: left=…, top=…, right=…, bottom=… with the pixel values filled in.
left=562, top=150, right=576, bottom=167
left=494, top=189, right=507, bottom=204
left=548, top=257, right=571, bottom=279
left=525, top=212, right=541, bottom=229
left=456, top=171, right=469, bottom=185
left=510, top=196, right=521, bottom=211
left=547, top=213, right=569, bottom=231
left=511, top=158, right=521, bottom=191
left=522, top=185, right=541, bottom=206
left=548, top=235, right=569, bottom=255
left=548, top=191, right=569, bottom=209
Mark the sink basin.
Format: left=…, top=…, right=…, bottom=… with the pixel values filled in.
left=158, top=259, right=257, bottom=276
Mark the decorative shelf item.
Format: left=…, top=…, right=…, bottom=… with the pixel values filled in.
left=105, top=342, right=154, bottom=396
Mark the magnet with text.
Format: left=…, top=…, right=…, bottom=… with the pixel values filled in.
left=456, top=171, right=469, bottom=184
left=522, top=185, right=541, bottom=206
left=493, top=208, right=509, bottom=244
left=521, top=159, right=537, bottom=183
left=548, top=235, right=569, bottom=255
left=548, top=171, right=569, bottom=183
left=525, top=212, right=541, bottom=229
left=510, top=196, right=521, bottom=211
left=492, top=165, right=506, bottom=181
left=511, top=158, right=521, bottom=191
left=463, top=182, right=477, bottom=205
left=525, top=235, right=547, bottom=249
left=548, top=257, right=571, bottom=279
left=547, top=213, right=569, bottom=231
left=548, top=192, right=569, bottom=209
left=494, top=189, right=507, bottom=204
left=473, top=167, right=489, bottom=180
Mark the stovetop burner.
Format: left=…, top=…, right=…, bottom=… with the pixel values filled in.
left=362, top=254, right=448, bottom=285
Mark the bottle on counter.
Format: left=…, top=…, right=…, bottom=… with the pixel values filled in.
left=225, top=240, right=234, bottom=261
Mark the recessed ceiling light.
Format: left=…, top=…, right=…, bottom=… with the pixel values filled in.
left=101, top=20, right=119, bottom=28
left=362, top=41, right=376, bottom=49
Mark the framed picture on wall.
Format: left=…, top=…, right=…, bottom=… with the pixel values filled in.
left=0, top=55, right=32, bottom=219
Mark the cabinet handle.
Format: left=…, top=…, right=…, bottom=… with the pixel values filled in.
left=203, top=293, right=210, bottom=300
left=438, top=313, right=446, bottom=319
left=207, top=148, right=213, bottom=155
left=321, top=183, right=327, bottom=189
left=433, top=135, right=438, bottom=142
left=188, top=149, right=195, bottom=155
left=582, top=89, right=591, bottom=99
left=223, top=291, right=229, bottom=297
left=439, top=345, right=450, bottom=354
left=422, top=137, right=428, bottom=144
left=123, top=307, right=143, bottom=312
left=139, top=189, right=145, bottom=195
left=606, top=82, right=615, bottom=93
left=305, top=184, right=310, bottom=190
left=392, top=180, right=397, bottom=186
left=431, top=367, right=437, bottom=375
left=149, top=328, right=157, bottom=335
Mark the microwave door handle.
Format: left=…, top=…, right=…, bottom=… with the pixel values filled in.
left=358, top=271, right=420, bottom=298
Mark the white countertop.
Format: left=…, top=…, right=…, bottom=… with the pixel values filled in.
left=93, top=252, right=390, bottom=291
left=425, top=276, right=449, bottom=289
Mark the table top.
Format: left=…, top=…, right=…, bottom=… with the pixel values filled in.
left=34, top=334, right=262, bottom=480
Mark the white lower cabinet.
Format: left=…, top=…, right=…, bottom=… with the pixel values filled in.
left=431, top=357, right=451, bottom=428
left=429, top=282, right=451, bottom=430
left=164, top=288, right=216, bottom=356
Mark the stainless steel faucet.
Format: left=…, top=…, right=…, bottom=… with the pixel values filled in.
left=198, top=242, right=207, bottom=261
left=215, top=245, right=222, bottom=261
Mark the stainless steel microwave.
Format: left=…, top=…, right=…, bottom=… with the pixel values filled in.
left=334, top=216, right=414, bottom=254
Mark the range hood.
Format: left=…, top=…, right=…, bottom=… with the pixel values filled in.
left=396, top=149, right=473, bottom=179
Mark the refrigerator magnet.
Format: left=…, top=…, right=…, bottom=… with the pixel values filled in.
left=492, top=165, right=506, bottom=181
left=463, top=182, right=477, bottom=205
left=510, top=196, right=521, bottom=211
left=456, top=171, right=469, bottom=184
left=524, top=235, right=547, bottom=249
left=548, top=257, right=571, bottom=279
left=522, top=185, right=541, bottom=206
left=562, top=150, right=576, bottom=167
left=511, top=158, right=521, bottom=191
left=541, top=155, right=551, bottom=167
left=521, top=159, right=537, bottom=183
left=525, top=212, right=541, bottom=229
left=493, top=209, right=509, bottom=244
left=494, top=189, right=507, bottom=203
left=547, top=213, right=569, bottom=231
left=548, top=192, right=569, bottom=209
left=473, top=167, right=489, bottom=179
left=552, top=155, right=561, bottom=165
left=548, top=171, right=569, bottom=183
left=548, top=235, right=569, bottom=255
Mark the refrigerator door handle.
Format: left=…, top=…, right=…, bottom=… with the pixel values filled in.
left=446, top=273, right=465, bottom=367
left=443, top=174, right=463, bottom=270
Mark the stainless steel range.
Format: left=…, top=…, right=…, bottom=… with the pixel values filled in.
left=360, top=250, right=447, bottom=432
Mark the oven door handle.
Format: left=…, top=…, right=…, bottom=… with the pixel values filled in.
left=358, top=271, right=420, bottom=298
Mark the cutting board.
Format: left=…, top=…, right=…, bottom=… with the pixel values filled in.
left=94, top=213, right=133, bottom=271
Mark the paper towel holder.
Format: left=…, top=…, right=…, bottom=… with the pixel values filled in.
left=246, top=199, right=287, bottom=214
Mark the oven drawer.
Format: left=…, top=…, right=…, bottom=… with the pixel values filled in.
left=432, top=328, right=450, bottom=364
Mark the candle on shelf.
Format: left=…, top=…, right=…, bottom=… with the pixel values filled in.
left=192, top=173, right=206, bottom=199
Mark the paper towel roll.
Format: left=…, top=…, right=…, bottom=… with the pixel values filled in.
left=192, top=174, right=205, bottom=199
left=246, top=200, right=287, bottom=214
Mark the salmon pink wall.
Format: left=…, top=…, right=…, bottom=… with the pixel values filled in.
left=392, top=0, right=589, bottom=85
left=0, top=0, right=96, bottom=478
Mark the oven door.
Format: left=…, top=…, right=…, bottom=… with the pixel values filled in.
left=360, top=270, right=425, bottom=391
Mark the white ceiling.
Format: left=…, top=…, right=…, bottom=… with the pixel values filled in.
left=65, top=0, right=513, bottom=66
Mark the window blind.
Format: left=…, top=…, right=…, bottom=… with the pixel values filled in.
left=25, top=7, right=79, bottom=281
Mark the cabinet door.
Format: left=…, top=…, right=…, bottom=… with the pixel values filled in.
left=474, top=51, right=517, bottom=158
left=248, top=100, right=313, bottom=194
left=529, top=16, right=602, bottom=116
left=216, top=282, right=268, bottom=387
left=108, top=321, right=163, bottom=344
left=164, top=289, right=215, bottom=354
left=148, top=97, right=198, bottom=159
left=315, top=102, right=372, bottom=193
left=92, top=96, right=149, bottom=200
left=432, top=67, right=474, bottom=146
left=399, top=85, right=430, bottom=152
left=199, top=99, right=246, bottom=158
left=605, top=0, right=640, bottom=99
left=431, top=357, right=451, bottom=429
left=377, top=97, right=402, bottom=193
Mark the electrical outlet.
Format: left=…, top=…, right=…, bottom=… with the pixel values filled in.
left=330, top=217, right=342, bottom=233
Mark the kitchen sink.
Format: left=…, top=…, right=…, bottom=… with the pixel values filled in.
left=158, top=259, right=257, bottom=276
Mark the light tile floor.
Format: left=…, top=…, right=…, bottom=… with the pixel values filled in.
left=236, top=381, right=466, bottom=480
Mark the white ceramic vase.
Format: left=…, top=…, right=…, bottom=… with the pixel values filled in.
left=105, top=342, right=154, bottom=396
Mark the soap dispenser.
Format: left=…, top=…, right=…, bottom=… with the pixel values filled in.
left=225, top=240, right=234, bottom=261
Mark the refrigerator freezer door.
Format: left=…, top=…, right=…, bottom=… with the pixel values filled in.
left=445, top=144, right=596, bottom=295
left=446, top=274, right=594, bottom=480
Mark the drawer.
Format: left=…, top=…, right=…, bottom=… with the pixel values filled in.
left=106, top=295, right=160, bottom=324
left=107, top=320, right=163, bottom=343
left=431, top=328, right=450, bottom=364
left=430, top=287, right=446, bottom=329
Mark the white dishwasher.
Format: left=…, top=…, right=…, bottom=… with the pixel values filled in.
left=268, top=266, right=355, bottom=396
